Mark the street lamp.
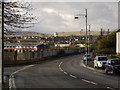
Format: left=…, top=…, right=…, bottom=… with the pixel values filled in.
left=88, top=25, right=90, bottom=55
left=75, top=9, right=88, bottom=65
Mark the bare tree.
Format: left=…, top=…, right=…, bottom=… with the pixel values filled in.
left=3, top=1, right=36, bottom=33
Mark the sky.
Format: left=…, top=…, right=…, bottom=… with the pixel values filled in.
left=17, top=1, right=119, bottom=34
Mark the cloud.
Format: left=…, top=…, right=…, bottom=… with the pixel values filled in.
left=42, top=8, right=57, bottom=14
left=23, top=2, right=118, bottom=34
left=16, top=0, right=120, bottom=2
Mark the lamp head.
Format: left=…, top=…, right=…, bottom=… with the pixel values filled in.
left=75, top=16, right=79, bottom=19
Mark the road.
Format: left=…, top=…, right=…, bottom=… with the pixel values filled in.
left=4, top=54, right=120, bottom=89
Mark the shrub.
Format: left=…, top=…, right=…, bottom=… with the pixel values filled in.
left=109, top=54, right=120, bottom=58
left=93, top=48, right=115, bottom=54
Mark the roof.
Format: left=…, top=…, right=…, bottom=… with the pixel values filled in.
left=116, top=29, right=120, bottom=32
left=4, top=42, right=43, bottom=46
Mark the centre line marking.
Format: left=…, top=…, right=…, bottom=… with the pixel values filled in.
left=59, top=62, right=77, bottom=79
left=64, top=72, right=68, bottom=75
left=69, top=74, right=77, bottom=78
left=81, top=79, right=97, bottom=85
left=106, top=87, right=116, bottom=90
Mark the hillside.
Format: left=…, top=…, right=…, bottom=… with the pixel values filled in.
left=4, top=31, right=50, bottom=37
left=56, top=30, right=110, bottom=36
left=5, top=30, right=111, bottom=37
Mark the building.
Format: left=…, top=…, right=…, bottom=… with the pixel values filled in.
left=55, top=44, right=70, bottom=47
left=54, top=32, right=58, bottom=37
left=4, top=42, right=47, bottom=53
left=116, top=29, right=120, bottom=55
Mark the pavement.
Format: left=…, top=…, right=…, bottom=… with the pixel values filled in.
left=82, top=60, right=105, bottom=73
left=1, top=75, right=9, bottom=89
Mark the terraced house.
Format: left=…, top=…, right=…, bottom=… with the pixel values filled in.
left=116, top=29, right=120, bottom=55
left=4, top=42, right=47, bottom=53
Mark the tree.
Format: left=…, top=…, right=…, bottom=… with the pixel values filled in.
left=93, top=32, right=116, bottom=54
left=3, top=1, right=36, bottom=33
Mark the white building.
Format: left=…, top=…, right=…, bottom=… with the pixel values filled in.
left=4, top=42, right=45, bottom=53
left=55, top=44, right=70, bottom=47
left=54, top=32, right=58, bottom=37
left=116, top=30, right=120, bottom=55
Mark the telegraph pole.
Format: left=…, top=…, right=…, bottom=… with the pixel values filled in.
left=85, top=9, right=88, bottom=65
left=0, top=0, right=3, bottom=87
left=1, top=0, right=4, bottom=85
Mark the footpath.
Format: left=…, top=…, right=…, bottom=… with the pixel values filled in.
left=1, top=75, right=9, bottom=89
left=82, top=60, right=105, bottom=73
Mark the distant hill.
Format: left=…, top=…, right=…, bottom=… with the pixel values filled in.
left=56, top=30, right=111, bottom=36
left=5, top=30, right=112, bottom=37
left=4, top=31, right=50, bottom=37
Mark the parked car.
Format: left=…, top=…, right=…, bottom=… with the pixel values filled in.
left=94, top=56, right=108, bottom=68
left=83, top=54, right=92, bottom=61
left=105, top=59, right=120, bottom=74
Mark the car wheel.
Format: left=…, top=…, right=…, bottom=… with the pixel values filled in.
left=105, top=69, right=109, bottom=74
left=96, top=64, right=99, bottom=69
left=105, top=69, right=114, bottom=75
left=110, top=70, right=114, bottom=75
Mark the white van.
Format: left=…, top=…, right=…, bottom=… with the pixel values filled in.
left=94, top=56, right=108, bottom=68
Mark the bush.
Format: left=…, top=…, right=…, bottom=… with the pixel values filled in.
left=93, top=48, right=115, bottom=54
left=109, top=54, right=120, bottom=58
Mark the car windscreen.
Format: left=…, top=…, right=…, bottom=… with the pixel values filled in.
left=85, top=55, right=90, bottom=57
left=98, top=57, right=107, bottom=61
left=111, top=60, right=120, bottom=65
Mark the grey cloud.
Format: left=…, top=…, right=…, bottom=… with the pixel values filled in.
left=25, top=2, right=118, bottom=33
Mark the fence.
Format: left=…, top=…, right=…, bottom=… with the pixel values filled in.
left=4, top=48, right=85, bottom=66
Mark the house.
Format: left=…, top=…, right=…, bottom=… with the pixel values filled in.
left=116, top=29, right=120, bottom=55
left=4, top=42, right=47, bottom=53
left=55, top=44, right=70, bottom=47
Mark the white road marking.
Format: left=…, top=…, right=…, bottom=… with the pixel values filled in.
left=12, top=77, right=16, bottom=88
left=12, top=65, right=34, bottom=75
left=81, top=79, right=97, bottom=85
left=89, top=81, right=97, bottom=85
left=64, top=72, right=68, bottom=75
left=59, top=62, right=63, bottom=66
left=69, top=74, right=77, bottom=78
left=59, top=62, right=64, bottom=72
left=60, top=68, right=63, bottom=72
left=9, top=65, right=34, bottom=89
left=9, top=77, right=12, bottom=88
left=106, top=87, right=116, bottom=90
left=59, top=62, right=77, bottom=79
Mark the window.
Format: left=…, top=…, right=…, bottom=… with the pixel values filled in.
left=111, top=60, right=120, bottom=65
left=98, top=57, right=107, bottom=61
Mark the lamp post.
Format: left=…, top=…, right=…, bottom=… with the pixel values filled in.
left=75, top=9, right=88, bottom=65
left=88, top=25, right=90, bottom=55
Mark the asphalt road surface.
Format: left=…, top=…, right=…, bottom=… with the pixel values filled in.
left=4, top=54, right=120, bottom=89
